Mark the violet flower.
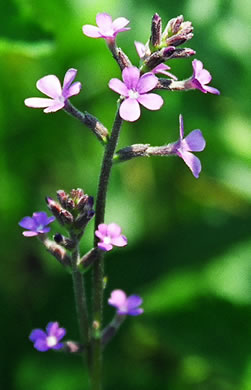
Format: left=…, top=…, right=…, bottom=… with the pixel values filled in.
left=29, top=322, right=66, bottom=352
left=24, top=68, right=81, bottom=113
left=82, top=13, right=130, bottom=42
left=19, top=211, right=55, bottom=237
left=108, top=289, right=144, bottom=316
left=95, top=223, right=127, bottom=251
left=170, top=115, right=206, bottom=178
left=109, top=66, right=163, bottom=122
left=135, top=41, right=177, bottom=80
left=185, top=59, right=220, bottom=95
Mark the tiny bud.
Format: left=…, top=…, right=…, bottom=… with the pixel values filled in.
left=93, top=320, right=100, bottom=331
left=56, top=190, right=69, bottom=209
left=150, top=13, right=162, bottom=47
left=46, top=196, right=74, bottom=225
left=39, top=236, right=71, bottom=266
left=63, top=341, right=83, bottom=354
left=54, top=233, right=76, bottom=250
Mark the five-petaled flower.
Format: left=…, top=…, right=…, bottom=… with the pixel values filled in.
left=19, top=211, right=55, bottom=237
left=29, top=322, right=66, bottom=352
left=95, top=223, right=127, bottom=251
left=82, top=13, right=130, bottom=42
left=24, top=68, right=81, bottom=113
left=109, top=66, right=163, bottom=122
left=108, top=289, right=144, bottom=316
left=170, top=114, right=206, bottom=178
left=185, top=59, right=220, bottom=95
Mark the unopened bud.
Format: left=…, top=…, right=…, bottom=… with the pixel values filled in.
left=162, top=15, right=193, bottom=47
left=46, top=197, right=74, bottom=225
left=150, top=13, right=162, bottom=47
left=54, top=233, right=75, bottom=250
left=39, top=236, right=71, bottom=266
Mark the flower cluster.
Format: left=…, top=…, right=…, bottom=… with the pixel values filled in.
left=22, top=10, right=220, bottom=361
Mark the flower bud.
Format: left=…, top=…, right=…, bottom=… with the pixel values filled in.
left=162, top=15, right=193, bottom=47
left=150, top=13, right=162, bottom=48
left=46, top=197, right=74, bottom=226
left=54, top=233, right=76, bottom=250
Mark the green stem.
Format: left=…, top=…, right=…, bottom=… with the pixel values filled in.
left=71, top=244, right=91, bottom=369
left=91, top=107, right=123, bottom=390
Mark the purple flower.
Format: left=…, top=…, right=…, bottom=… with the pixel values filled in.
left=109, top=66, right=163, bottom=122
left=186, top=59, right=220, bottom=95
left=108, top=289, right=144, bottom=316
left=82, top=13, right=130, bottom=41
left=19, top=211, right=55, bottom=237
left=24, top=68, right=81, bottom=113
left=29, top=322, right=66, bottom=352
left=171, top=115, right=206, bottom=178
left=95, top=223, right=127, bottom=251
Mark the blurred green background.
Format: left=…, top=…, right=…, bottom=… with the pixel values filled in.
left=1, top=0, right=251, bottom=389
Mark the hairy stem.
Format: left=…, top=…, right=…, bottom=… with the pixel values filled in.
left=90, top=107, right=123, bottom=390
left=71, top=243, right=91, bottom=369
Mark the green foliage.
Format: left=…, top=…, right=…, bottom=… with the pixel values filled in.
left=1, top=0, right=251, bottom=389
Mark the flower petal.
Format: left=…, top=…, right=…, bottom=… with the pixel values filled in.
left=96, top=13, right=113, bottom=29
left=34, top=339, right=49, bottom=352
left=24, top=98, right=56, bottom=109
left=183, top=130, right=206, bottom=152
left=19, top=216, right=36, bottom=230
left=65, top=82, right=82, bottom=98
left=192, top=59, right=203, bottom=74
left=98, top=242, right=113, bottom=251
left=37, top=75, right=62, bottom=99
left=111, top=235, right=127, bottom=247
left=107, top=223, right=121, bottom=238
left=134, top=41, right=146, bottom=58
left=152, top=64, right=177, bottom=80
left=198, top=68, right=212, bottom=84
left=63, top=68, right=77, bottom=90
left=122, top=66, right=140, bottom=90
left=23, top=231, right=39, bottom=237
left=29, top=329, right=46, bottom=342
left=119, top=98, right=141, bottom=122
left=108, top=289, right=127, bottom=308
left=203, top=85, right=220, bottom=95
left=112, top=17, right=130, bottom=32
left=137, top=93, right=163, bottom=110
left=82, top=25, right=102, bottom=38
left=44, top=102, right=65, bottom=113
left=126, top=308, right=144, bottom=316
left=33, top=211, right=49, bottom=226
left=137, top=73, right=158, bottom=94
left=109, top=78, right=128, bottom=96
left=127, top=295, right=143, bottom=310
left=97, top=223, right=108, bottom=236
left=178, top=150, right=202, bottom=178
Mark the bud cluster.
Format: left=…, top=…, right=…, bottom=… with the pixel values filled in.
left=46, top=188, right=95, bottom=233
left=140, top=13, right=195, bottom=73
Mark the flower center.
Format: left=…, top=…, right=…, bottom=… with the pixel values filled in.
left=36, top=224, right=44, bottom=231
left=103, top=237, right=111, bottom=245
left=47, top=336, right=57, bottom=347
left=128, top=89, right=139, bottom=99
